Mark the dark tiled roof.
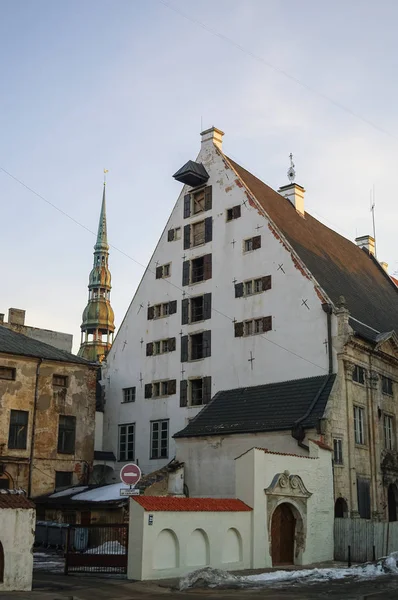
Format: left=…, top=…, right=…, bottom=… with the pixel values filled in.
left=349, top=317, right=380, bottom=343
left=0, top=490, right=35, bottom=509
left=174, top=375, right=336, bottom=438
left=0, top=326, right=91, bottom=365
left=227, top=157, right=398, bottom=334
left=173, top=160, right=209, bottom=187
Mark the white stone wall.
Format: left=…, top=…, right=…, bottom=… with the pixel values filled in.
left=103, top=131, right=334, bottom=475
left=0, top=508, right=35, bottom=591
left=95, top=411, right=104, bottom=452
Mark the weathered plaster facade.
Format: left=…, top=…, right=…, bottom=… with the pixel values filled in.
left=0, top=350, right=96, bottom=497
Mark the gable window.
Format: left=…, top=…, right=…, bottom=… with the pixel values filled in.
left=226, top=205, right=241, bottom=222
left=235, top=276, right=272, bottom=298
left=354, top=406, right=365, bottom=445
left=155, top=263, right=171, bottom=279
left=0, top=366, right=16, bottom=381
left=184, top=186, right=212, bottom=218
left=183, top=218, right=213, bottom=249
left=8, top=410, right=28, bottom=449
left=180, top=376, right=212, bottom=407
left=353, top=365, right=365, bottom=385
left=122, top=387, right=136, bottom=403
left=382, top=376, right=393, bottom=396
left=181, top=331, right=211, bottom=362
left=150, top=420, right=169, bottom=459
left=144, top=380, right=177, bottom=398
left=167, top=227, right=181, bottom=242
left=57, top=416, right=76, bottom=454
left=243, top=235, right=261, bottom=253
left=146, top=337, right=176, bottom=356
left=234, top=317, right=272, bottom=337
left=333, top=438, right=343, bottom=465
left=55, top=471, right=73, bottom=490
left=181, top=294, right=212, bottom=325
left=384, top=414, right=394, bottom=450
left=182, top=254, right=212, bottom=286
left=118, top=423, right=135, bottom=461
left=147, top=301, right=177, bottom=320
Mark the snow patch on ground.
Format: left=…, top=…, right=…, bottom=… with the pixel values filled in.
left=85, top=541, right=126, bottom=555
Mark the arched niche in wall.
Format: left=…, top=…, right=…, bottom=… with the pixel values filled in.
left=186, top=528, right=210, bottom=567
left=153, top=529, right=179, bottom=570
left=222, top=528, right=243, bottom=563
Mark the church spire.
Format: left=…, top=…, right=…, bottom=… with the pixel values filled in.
left=78, top=179, right=115, bottom=362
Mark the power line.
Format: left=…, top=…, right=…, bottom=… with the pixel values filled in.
left=0, top=165, right=327, bottom=372
left=156, top=0, right=396, bottom=141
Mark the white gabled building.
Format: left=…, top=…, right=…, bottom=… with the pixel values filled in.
left=102, top=127, right=336, bottom=476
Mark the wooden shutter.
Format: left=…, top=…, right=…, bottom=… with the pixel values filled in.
left=181, top=335, right=189, bottom=362
left=204, top=217, right=213, bottom=243
left=263, top=316, right=272, bottom=332
left=232, top=204, right=241, bottom=219
left=357, top=477, right=371, bottom=519
left=183, top=224, right=191, bottom=249
left=182, top=260, right=190, bottom=286
left=181, top=298, right=189, bottom=325
left=203, top=330, right=211, bottom=358
left=168, top=379, right=177, bottom=395
left=253, top=235, right=261, bottom=250
left=167, top=229, right=175, bottom=241
left=147, top=306, right=154, bottom=320
left=203, top=293, right=212, bottom=320
left=168, top=337, right=176, bottom=351
left=144, top=384, right=152, bottom=399
left=169, top=300, right=177, bottom=315
left=180, top=380, right=188, bottom=407
left=183, top=194, right=191, bottom=218
left=262, top=275, right=272, bottom=291
left=204, top=186, right=212, bottom=211
left=155, top=266, right=163, bottom=279
left=235, top=282, right=244, bottom=298
left=203, top=376, right=212, bottom=404
left=203, top=254, right=212, bottom=280
left=146, top=342, right=153, bottom=356
left=234, top=321, right=244, bottom=337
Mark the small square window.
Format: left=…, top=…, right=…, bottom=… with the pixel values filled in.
left=162, top=303, right=170, bottom=316
left=244, top=239, right=253, bottom=252
left=153, top=382, right=160, bottom=397
left=244, top=321, right=253, bottom=336
left=163, top=263, right=170, bottom=277
left=193, top=189, right=205, bottom=214
left=353, top=365, right=365, bottom=385
left=122, top=387, right=136, bottom=403
left=55, top=471, right=73, bottom=490
left=254, top=318, right=263, bottom=334
left=244, top=281, right=253, bottom=296
left=162, top=339, right=169, bottom=353
left=175, top=227, right=181, bottom=240
left=154, top=341, right=161, bottom=355
left=254, top=279, right=262, bottom=293
left=154, top=305, right=162, bottom=318
left=226, top=208, right=233, bottom=221
left=161, top=381, right=169, bottom=396
left=0, top=366, right=16, bottom=381
left=382, top=376, right=393, bottom=396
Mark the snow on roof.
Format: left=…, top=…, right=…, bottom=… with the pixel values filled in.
left=72, top=482, right=126, bottom=502
left=50, top=486, right=89, bottom=498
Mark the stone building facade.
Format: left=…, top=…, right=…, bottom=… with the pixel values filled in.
left=0, top=326, right=96, bottom=497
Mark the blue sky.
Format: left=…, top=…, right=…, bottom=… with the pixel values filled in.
left=1, top=0, right=397, bottom=352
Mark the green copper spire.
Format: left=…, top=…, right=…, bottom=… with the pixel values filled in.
left=78, top=181, right=115, bottom=362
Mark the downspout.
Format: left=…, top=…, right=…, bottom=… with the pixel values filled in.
left=322, top=303, right=334, bottom=375
left=28, top=358, right=42, bottom=497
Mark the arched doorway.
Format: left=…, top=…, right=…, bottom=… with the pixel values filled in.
left=334, top=497, right=348, bottom=518
left=0, top=541, right=4, bottom=583
left=388, top=484, right=398, bottom=522
left=271, top=503, right=296, bottom=565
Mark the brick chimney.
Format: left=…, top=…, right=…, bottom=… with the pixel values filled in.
left=278, top=183, right=306, bottom=217
left=355, top=235, right=375, bottom=256
left=8, top=308, right=26, bottom=326
left=201, top=126, right=224, bottom=151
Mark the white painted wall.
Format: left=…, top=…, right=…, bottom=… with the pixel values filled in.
left=94, top=411, right=104, bottom=452
left=128, top=499, right=251, bottom=580
left=103, top=129, right=333, bottom=475
left=0, top=508, right=35, bottom=591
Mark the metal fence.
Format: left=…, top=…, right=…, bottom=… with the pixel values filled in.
left=334, top=518, right=398, bottom=562
left=65, top=523, right=128, bottom=575
left=35, top=521, right=69, bottom=549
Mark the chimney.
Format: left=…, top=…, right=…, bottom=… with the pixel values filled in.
left=0, top=314, right=4, bottom=325
left=355, top=235, right=375, bottom=256
left=380, top=262, right=389, bottom=272
left=8, top=308, right=26, bottom=326
left=200, top=126, right=224, bottom=151
left=278, top=183, right=306, bottom=217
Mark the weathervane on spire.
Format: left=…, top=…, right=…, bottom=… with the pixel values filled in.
left=103, top=168, right=109, bottom=185
left=287, top=153, right=296, bottom=183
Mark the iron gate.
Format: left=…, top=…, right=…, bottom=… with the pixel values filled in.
left=65, top=523, right=128, bottom=574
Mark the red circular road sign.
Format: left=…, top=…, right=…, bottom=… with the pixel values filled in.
left=120, top=463, right=141, bottom=486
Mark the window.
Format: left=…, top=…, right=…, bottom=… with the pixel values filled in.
left=167, top=227, right=181, bottom=241
left=162, top=339, right=169, bottom=353
left=0, top=366, right=16, bottom=381
left=53, top=374, right=68, bottom=401
left=122, top=387, right=136, bottom=403
left=155, top=263, right=171, bottom=279
left=354, top=406, right=365, bottom=445
left=244, top=320, right=253, bottom=336
left=63, top=511, right=77, bottom=524
left=357, top=477, right=371, bottom=519
left=55, top=471, right=73, bottom=490
left=147, top=301, right=177, bottom=320
left=384, top=414, right=394, bottom=450
left=145, top=380, right=177, bottom=398
left=382, top=376, right=393, bottom=396
left=193, top=189, right=205, bottom=214
left=244, top=281, right=253, bottom=296
left=192, top=220, right=205, bottom=246
left=154, top=341, right=161, bottom=354
left=226, top=205, right=241, bottom=221
left=181, top=331, right=211, bottom=362
left=243, top=235, right=261, bottom=253
left=235, top=317, right=272, bottom=337
left=333, top=439, right=343, bottom=465
left=57, top=416, right=76, bottom=454
left=184, top=186, right=212, bottom=218
left=235, top=275, right=272, bottom=298
left=146, top=337, right=176, bottom=356
left=118, top=423, right=135, bottom=461
left=182, top=254, right=212, bottom=285
left=53, top=375, right=67, bottom=388
left=179, top=377, right=212, bottom=407
left=181, top=294, right=211, bottom=325
left=150, top=420, right=169, bottom=459
left=353, top=365, right=365, bottom=385
left=184, top=218, right=212, bottom=249
left=8, top=410, right=28, bottom=449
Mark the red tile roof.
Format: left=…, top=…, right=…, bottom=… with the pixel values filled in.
left=0, top=490, right=35, bottom=509
left=309, top=438, right=333, bottom=451
left=261, top=448, right=317, bottom=459
left=392, top=277, right=398, bottom=287
left=133, top=497, right=252, bottom=512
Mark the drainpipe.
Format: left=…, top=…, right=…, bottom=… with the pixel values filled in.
left=28, top=358, right=42, bottom=497
left=322, top=303, right=334, bottom=375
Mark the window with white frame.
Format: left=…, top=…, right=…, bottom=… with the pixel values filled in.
left=150, top=420, right=169, bottom=459
left=354, top=406, right=365, bottom=445
left=118, top=423, right=135, bottom=461
left=333, top=438, right=343, bottom=465
left=384, top=414, right=394, bottom=450
left=122, top=387, right=136, bottom=403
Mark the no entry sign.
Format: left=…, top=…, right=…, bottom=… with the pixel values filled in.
left=120, top=463, right=141, bottom=487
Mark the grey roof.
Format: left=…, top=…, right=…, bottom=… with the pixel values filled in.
left=173, top=160, right=209, bottom=187
left=174, top=375, right=336, bottom=438
left=0, top=326, right=91, bottom=365
left=349, top=317, right=380, bottom=343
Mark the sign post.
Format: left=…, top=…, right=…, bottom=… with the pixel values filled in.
left=120, top=463, right=142, bottom=497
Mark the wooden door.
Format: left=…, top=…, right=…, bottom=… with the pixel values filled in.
left=271, top=503, right=295, bottom=565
